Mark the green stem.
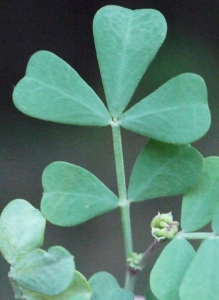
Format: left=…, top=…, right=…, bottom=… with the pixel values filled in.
left=176, top=231, right=217, bottom=239
left=111, top=120, right=127, bottom=204
left=125, top=268, right=137, bottom=291
left=138, top=239, right=163, bottom=270
left=120, top=203, right=133, bottom=260
left=111, top=120, right=133, bottom=286
left=125, top=239, right=164, bottom=290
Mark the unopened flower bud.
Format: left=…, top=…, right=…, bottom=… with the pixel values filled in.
left=151, top=212, right=179, bottom=241
left=127, top=252, right=143, bottom=270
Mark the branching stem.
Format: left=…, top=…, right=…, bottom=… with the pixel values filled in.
left=125, top=239, right=165, bottom=291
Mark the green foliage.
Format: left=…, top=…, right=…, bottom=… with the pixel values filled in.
left=0, top=199, right=81, bottom=299
left=150, top=239, right=196, bottom=300
left=181, top=157, right=219, bottom=232
left=11, top=246, right=75, bottom=296
left=89, top=272, right=134, bottom=300
left=119, top=73, right=210, bottom=144
left=23, top=271, right=92, bottom=300
left=93, top=5, right=167, bottom=117
left=0, top=199, right=46, bottom=265
left=13, top=51, right=111, bottom=126
left=0, top=3, right=216, bottom=300
left=41, top=161, right=119, bottom=226
left=145, top=287, right=159, bottom=300
left=180, top=238, right=219, bottom=300
left=128, top=140, right=203, bottom=202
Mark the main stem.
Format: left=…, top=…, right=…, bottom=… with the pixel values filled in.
left=111, top=120, right=133, bottom=278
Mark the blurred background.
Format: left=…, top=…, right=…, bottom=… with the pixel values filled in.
left=1, top=0, right=219, bottom=298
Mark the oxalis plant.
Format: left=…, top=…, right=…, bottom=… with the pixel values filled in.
left=1, top=4, right=218, bottom=300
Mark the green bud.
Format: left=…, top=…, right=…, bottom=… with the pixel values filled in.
left=160, top=212, right=173, bottom=223
left=151, top=212, right=179, bottom=241
left=159, top=221, right=169, bottom=228
left=151, top=228, right=166, bottom=240
left=150, top=215, right=160, bottom=228
left=127, top=252, right=143, bottom=270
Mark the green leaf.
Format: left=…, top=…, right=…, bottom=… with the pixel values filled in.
left=120, top=73, right=210, bottom=144
left=180, top=238, right=219, bottom=300
left=128, top=140, right=203, bottom=202
left=145, top=288, right=159, bottom=300
left=23, top=270, right=92, bottom=300
left=0, top=199, right=46, bottom=265
left=150, top=239, right=195, bottom=300
left=93, top=6, right=167, bottom=117
left=89, top=272, right=134, bottom=300
left=108, top=289, right=134, bottom=300
left=11, top=246, right=75, bottom=296
left=41, top=162, right=119, bottom=226
left=89, top=272, right=118, bottom=299
left=181, top=157, right=219, bottom=232
left=65, top=271, right=91, bottom=300
left=211, top=204, right=219, bottom=234
left=13, top=51, right=111, bottom=126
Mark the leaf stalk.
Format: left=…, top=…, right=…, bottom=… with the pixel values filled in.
left=176, top=231, right=217, bottom=239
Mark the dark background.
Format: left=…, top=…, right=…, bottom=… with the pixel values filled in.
left=1, top=0, right=219, bottom=298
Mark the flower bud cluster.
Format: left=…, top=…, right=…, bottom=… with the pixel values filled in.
left=151, top=212, right=179, bottom=241
left=127, top=252, right=143, bottom=271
